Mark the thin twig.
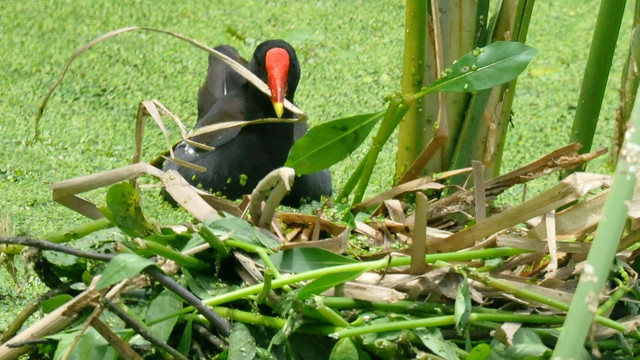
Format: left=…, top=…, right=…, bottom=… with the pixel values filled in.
left=193, top=323, right=227, bottom=351
left=144, top=267, right=230, bottom=336
left=410, top=192, right=428, bottom=274
left=472, top=160, right=486, bottom=223
left=0, top=283, right=75, bottom=343
left=0, top=237, right=113, bottom=261
left=103, top=298, right=188, bottom=360
left=91, top=317, right=144, bottom=360
left=34, top=26, right=305, bottom=138
left=5, top=339, right=53, bottom=348
left=0, top=236, right=230, bottom=336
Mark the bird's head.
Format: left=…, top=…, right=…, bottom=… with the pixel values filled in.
left=250, top=40, right=300, bottom=118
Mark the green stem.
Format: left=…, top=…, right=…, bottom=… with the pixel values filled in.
left=256, top=269, right=273, bottom=305
left=336, top=312, right=566, bottom=339
left=566, top=0, right=626, bottom=174
left=211, top=306, right=286, bottom=329
left=597, top=285, right=631, bottom=316
left=468, top=269, right=640, bottom=340
left=449, top=0, right=535, bottom=186
left=353, top=96, right=408, bottom=205
left=321, top=296, right=501, bottom=316
left=490, top=0, right=535, bottom=178
left=312, top=301, right=350, bottom=328
left=225, top=239, right=282, bottom=279
left=43, top=218, right=112, bottom=244
left=431, top=1, right=489, bottom=174
left=152, top=247, right=527, bottom=324
left=209, top=247, right=525, bottom=305
left=336, top=158, right=365, bottom=203
left=198, top=224, right=229, bottom=257
left=138, top=240, right=209, bottom=270
left=554, top=69, right=640, bottom=356
left=336, top=315, right=455, bottom=338
left=190, top=307, right=341, bottom=336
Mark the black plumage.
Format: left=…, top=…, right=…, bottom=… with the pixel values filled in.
left=163, top=40, right=331, bottom=207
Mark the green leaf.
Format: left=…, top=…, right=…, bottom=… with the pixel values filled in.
left=288, top=333, right=336, bottom=360
left=427, top=41, right=537, bottom=93
left=182, top=267, right=231, bottom=299
left=41, top=294, right=73, bottom=313
left=487, top=328, right=552, bottom=360
left=205, top=217, right=280, bottom=250
left=269, top=248, right=357, bottom=273
left=413, top=328, right=460, bottom=360
left=454, top=277, right=472, bottom=335
left=329, top=338, right=359, bottom=360
left=145, top=289, right=183, bottom=342
left=96, top=253, right=156, bottom=290
left=105, top=182, right=156, bottom=237
left=53, top=327, right=116, bottom=360
left=177, top=317, right=193, bottom=356
left=229, top=322, right=257, bottom=360
left=285, top=111, right=385, bottom=174
left=296, top=269, right=364, bottom=300
left=467, top=344, right=491, bottom=360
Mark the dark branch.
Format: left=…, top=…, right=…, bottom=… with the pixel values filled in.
left=104, top=298, right=188, bottom=360
left=0, top=236, right=230, bottom=336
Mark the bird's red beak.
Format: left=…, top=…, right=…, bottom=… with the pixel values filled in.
left=265, top=47, right=290, bottom=118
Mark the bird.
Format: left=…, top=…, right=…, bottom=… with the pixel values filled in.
left=162, top=40, right=331, bottom=207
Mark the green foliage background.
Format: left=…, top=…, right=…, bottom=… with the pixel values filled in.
left=0, top=0, right=634, bottom=328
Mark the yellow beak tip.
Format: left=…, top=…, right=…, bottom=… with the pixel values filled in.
left=273, top=102, right=284, bottom=118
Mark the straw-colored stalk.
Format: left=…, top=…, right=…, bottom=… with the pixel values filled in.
left=613, top=0, right=640, bottom=165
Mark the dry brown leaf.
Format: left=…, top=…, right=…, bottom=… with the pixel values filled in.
left=162, top=170, right=222, bottom=222
left=383, top=199, right=406, bottom=223
left=427, top=146, right=607, bottom=223
left=278, top=213, right=348, bottom=254
left=352, top=169, right=467, bottom=212
left=545, top=211, right=558, bottom=271
left=51, top=162, right=165, bottom=219
left=496, top=235, right=591, bottom=254
left=328, top=282, right=407, bottom=303
left=428, top=173, right=612, bottom=253
left=530, top=190, right=608, bottom=240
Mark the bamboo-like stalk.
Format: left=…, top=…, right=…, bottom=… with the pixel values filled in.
left=566, top=0, right=627, bottom=174
left=613, top=0, right=640, bottom=165
left=553, top=74, right=640, bottom=357
left=395, top=1, right=489, bottom=181
left=430, top=1, right=488, bottom=174
left=395, top=0, right=429, bottom=179
left=449, top=0, right=535, bottom=186
left=484, top=0, right=535, bottom=178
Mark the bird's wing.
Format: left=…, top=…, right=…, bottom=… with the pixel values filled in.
left=197, top=45, right=248, bottom=119
left=190, top=96, right=246, bottom=150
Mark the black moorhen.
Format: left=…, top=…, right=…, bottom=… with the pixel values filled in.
left=163, top=40, right=331, bottom=207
